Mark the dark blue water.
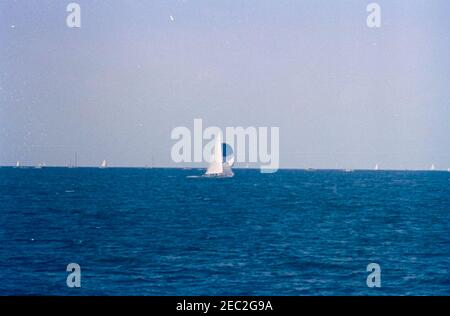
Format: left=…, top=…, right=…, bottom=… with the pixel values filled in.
left=0, top=168, right=448, bottom=295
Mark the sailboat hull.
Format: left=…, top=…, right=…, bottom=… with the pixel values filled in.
left=203, top=163, right=234, bottom=178
left=203, top=173, right=234, bottom=178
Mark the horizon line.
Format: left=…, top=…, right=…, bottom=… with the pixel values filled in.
left=1, top=165, right=449, bottom=172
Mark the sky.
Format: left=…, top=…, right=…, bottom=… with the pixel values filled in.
left=0, top=0, right=449, bottom=169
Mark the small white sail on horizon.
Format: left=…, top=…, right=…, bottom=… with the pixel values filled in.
left=35, top=162, right=46, bottom=169
left=15, top=161, right=20, bottom=168
left=430, top=164, right=436, bottom=171
left=374, top=163, right=379, bottom=171
left=100, top=160, right=108, bottom=168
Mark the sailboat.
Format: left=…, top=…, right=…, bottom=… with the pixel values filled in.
left=204, top=133, right=234, bottom=178
left=68, top=152, right=78, bottom=168
left=430, top=164, right=436, bottom=171
left=374, top=163, right=379, bottom=171
left=100, top=160, right=108, bottom=168
left=15, top=161, right=20, bottom=168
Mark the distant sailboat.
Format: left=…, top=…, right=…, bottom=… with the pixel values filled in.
left=68, top=152, right=78, bottom=168
left=374, top=163, right=379, bottom=171
left=204, top=133, right=234, bottom=177
left=430, top=164, right=436, bottom=171
left=15, top=161, right=20, bottom=168
left=100, top=160, right=108, bottom=168
left=35, top=162, right=46, bottom=169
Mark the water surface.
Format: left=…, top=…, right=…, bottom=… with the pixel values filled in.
left=0, top=168, right=448, bottom=295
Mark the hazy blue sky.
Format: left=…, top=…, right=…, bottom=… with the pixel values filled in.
left=1, top=0, right=449, bottom=169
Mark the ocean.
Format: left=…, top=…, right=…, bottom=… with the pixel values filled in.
left=0, top=168, right=448, bottom=295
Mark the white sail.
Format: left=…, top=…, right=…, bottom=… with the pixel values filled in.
left=430, top=164, right=435, bottom=171
left=227, top=156, right=235, bottom=168
left=16, top=161, right=20, bottom=167
left=205, top=133, right=223, bottom=175
left=100, top=160, right=107, bottom=168
left=374, top=163, right=379, bottom=171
